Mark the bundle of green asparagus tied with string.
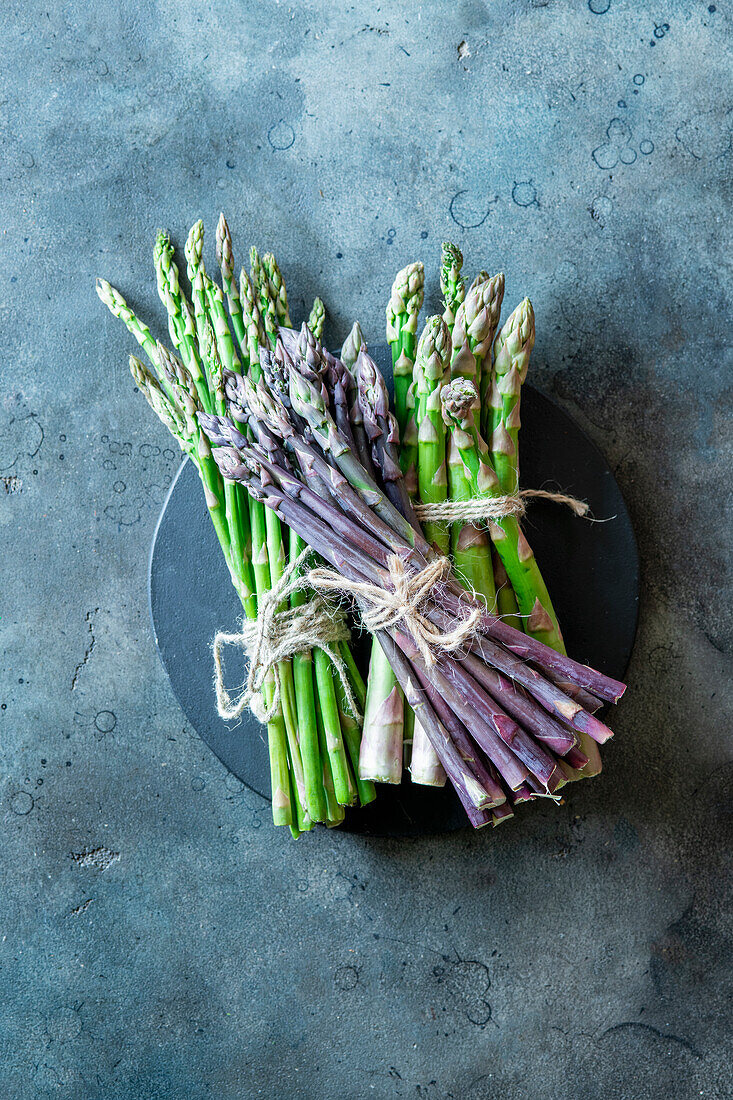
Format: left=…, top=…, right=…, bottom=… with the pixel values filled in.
left=97, top=217, right=374, bottom=836
left=196, top=317, right=625, bottom=829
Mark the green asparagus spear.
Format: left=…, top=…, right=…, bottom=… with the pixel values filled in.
left=153, top=232, right=212, bottom=413
left=386, top=262, right=424, bottom=436
left=414, top=316, right=451, bottom=556
left=411, top=317, right=452, bottom=785
left=444, top=277, right=505, bottom=610
left=308, top=296, right=325, bottom=340
left=262, top=252, right=292, bottom=328
left=240, top=269, right=267, bottom=367
left=333, top=670, right=376, bottom=805
left=340, top=321, right=364, bottom=372
left=488, top=300, right=601, bottom=778
left=492, top=549, right=522, bottom=630
left=441, top=378, right=564, bottom=651
left=250, top=246, right=279, bottom=348
left=400, top=380, right=419, bottom=499
left=215, top=214, right=248, bottom=364
left=487, top=297, right=531, bottom=496
left=96, top=279, right=161, bottom=368
left=445, top=429, right=496, bottom=608
left=453, top=273, right=504, bottom=432
left=440, top=242, right=465, bottom=335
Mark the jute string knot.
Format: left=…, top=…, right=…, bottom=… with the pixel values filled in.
left=307, top=554, right=482, bottom=669
left=212, top=546, right=355, bottom=724
left=413, top=487, right=591, bottom=524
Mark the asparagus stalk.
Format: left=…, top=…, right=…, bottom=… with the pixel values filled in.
left=308, top=297, right=325, bottom=339
left=400, top=380, right=419, bottom=498
left=489, top=300, right=602, bottom=778
left=487, top=297, right=532, bottom=498
left=215, top=214, right=248, bottom=363
left=492, top=549, right=522, bottom=630
left=345, top=341, right=384, bottom=481
left=355, top=349, right=438, bottom=784
left=333, top=670, right=376, bottom=806
left=443, top=281, right=505, bottom=611
left=398, top=377, right=419, bottom=763
left=359, top=646, right=404, bottom=784
left=340, top=321, right=364, bottom=372
left=355, top=349, right=420, bottom=527
left=452, top=273, right=505, bottom=432
left=153, top=230, right=211, bottom=413
left=239, top=269, right=266, bottom=365
left=445, top=430, right=496, bottom=608
left=441, top=378, right=565, bottom=649
left=314, top=645, right=358, bottom=806
left=326, top=356, right=358, bottom=451
left=96, top=279, right=161, bottom=369
left=184, top=220, right=209, bottom=343
left=341, top=336, right=407, bottom=784
left=250, top=246, right=279, bottom=348
left=315, top=690, right=346, bottom=828
left=386, top=262, right=424, bottom=436
left=440, top=242, right=465, bottom=335
left=414, top=316, right=451, bottom=556
left=262, top=252, right=292, bottom=328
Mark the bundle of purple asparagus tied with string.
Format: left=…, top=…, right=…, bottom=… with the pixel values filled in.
left=197, top=320, right=626, bottom=829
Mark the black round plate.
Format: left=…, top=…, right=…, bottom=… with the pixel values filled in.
left=149, top=346, right=639, bottom=836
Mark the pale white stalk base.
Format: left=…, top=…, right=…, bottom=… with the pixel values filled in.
left=410, top=719, right=447, bottom=787
left=358, top=643, right=404, bottom=784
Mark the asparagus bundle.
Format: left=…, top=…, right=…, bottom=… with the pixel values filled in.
left=388, top=244, right=607, bottom=789
left=99, top=221, right=625, bottom=833
left=197, top=334, right=626, bottom=829
left=97, top=218, right=375, bottom=835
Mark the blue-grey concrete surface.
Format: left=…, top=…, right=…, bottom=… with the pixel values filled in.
left=1, top=2, right=731, bottom=1097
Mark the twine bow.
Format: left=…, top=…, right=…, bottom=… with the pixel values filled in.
left=212, top=546, right=356, bottom=723
left=308, top=554, right=481, bottom=668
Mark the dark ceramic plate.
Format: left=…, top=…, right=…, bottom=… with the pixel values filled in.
left=149, top=345, right=639, bottom=836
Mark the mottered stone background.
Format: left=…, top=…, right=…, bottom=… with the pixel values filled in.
left=1, top=2, right=731, bottom=1097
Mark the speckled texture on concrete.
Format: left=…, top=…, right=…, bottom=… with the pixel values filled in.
left=1, top=3, right=731, bottom=1097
